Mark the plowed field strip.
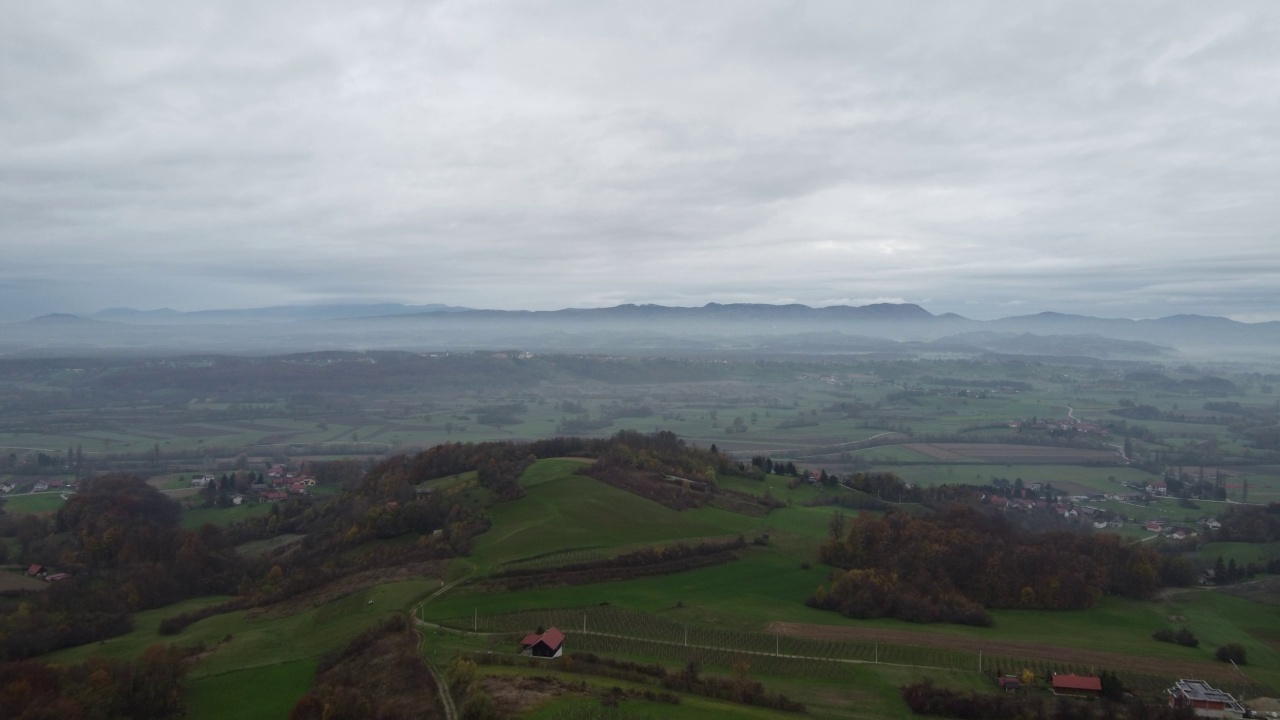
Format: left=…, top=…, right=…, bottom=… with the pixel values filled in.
left=767, top=621, right=1240, bottom=684
left=902, top=443, right=1120, bottom=463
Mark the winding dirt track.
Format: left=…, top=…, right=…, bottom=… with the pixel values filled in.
left=767, top=621, right=1243, bottom=685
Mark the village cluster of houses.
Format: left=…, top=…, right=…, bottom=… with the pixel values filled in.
left=983, top=481, right=1225, bottom=539
left=985, top=491, right=1129, bottom=529
left=997, top=674, right=1248, bottom=717
left=1016, top=418, right=1108, bottom=435
left=0, top=479, right=74, bottom=494
left=189, top=464, right=317, bottom=504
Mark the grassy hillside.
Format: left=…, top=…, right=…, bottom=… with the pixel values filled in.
left=23, top=448, right=1280, bottom=718
left=48, top=580, right=439, bottom=720
left=469, top=458, right=759, bottom=569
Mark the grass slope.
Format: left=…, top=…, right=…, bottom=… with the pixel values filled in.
left=48, top=580, right=439, bottom=719
left=468, top=459, right=759, bottom=569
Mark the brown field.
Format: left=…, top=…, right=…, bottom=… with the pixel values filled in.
left=767, top=621, right=1242, bottom=685
left=904, top=443, right=1122, bottom=464
left=1047, top=481, right=1098, bottom=496
left=0, top=570, right=49, bottom=592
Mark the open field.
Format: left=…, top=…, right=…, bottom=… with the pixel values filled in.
left=0, top=492, right=66, bottom=514
left=903, top=443, right=1122, bottom=464
left=180, top=501, right=274, bottom=529
left=1200, top=541, right=1280, bottom=566
left=768, top=620, right=1243, bottom=686
left=11, top=354, right=1280, bottom=716
left=0, top=569, right=48, bottom=592
left=469, top=459, right=760, bottom=569
left=878, top=463, right=1163, bottom=492
left=48, top=580, right=440, bottom=719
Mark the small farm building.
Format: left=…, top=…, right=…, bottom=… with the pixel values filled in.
left=520, top=627, right=566, bottom=659
left=1051, top=674, right=1101, bottom=696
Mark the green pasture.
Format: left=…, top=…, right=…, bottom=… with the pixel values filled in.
left=422, top=624, right=921, bottom=719
left=49, top=580, right=439, bottom=719
left=877, top=464, right=1160, bottom=493
left=430, top=545, right=854, bottom=633
left=180, top=502, right=274, bottom=529
left=850, top=445, right=936, bottom=463
left=468, top=459, right=760, bottom=569
left=1, top=492, right=66, bottom=514
left=1199, top=541, right=1280, bottom=567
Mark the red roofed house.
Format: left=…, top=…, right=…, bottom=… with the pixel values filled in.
left=1167, top=679, right=1243, bottom=714
left=997, top=675, right=1021, bottom=692
left=520, top=627, right=566, bottom=659
left=1052, top=673, right=1101, bottom=696
left=26, top=564, right=44, bottom=577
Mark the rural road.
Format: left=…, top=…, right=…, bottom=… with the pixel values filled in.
left=415, top=579, right=467, bottom=720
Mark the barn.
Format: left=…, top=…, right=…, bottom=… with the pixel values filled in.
left=1051, top=673, right=1102, bottom=696
left=520, top=627, right=566, bottom=659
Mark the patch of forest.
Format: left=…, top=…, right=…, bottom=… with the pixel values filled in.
left=811, top=504, right=1192, bottom=625
left=288, top=615, right=441, bottom=720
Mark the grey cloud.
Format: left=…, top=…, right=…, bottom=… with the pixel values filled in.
left=1, top=1, right=1278, bottom=322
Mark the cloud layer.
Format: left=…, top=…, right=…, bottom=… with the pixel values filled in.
left=2, top=1, right=1278, bottom=321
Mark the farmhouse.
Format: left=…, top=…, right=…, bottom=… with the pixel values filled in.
left=260, top=490, right=288, bottom=503
left=520, top=627, right=566, bottom=659
left=1051, top=673, right=1101, bottom=697
left=1167, top=679, right=1242, bottom=716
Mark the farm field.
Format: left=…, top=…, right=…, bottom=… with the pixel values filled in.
left=0, top=492, right=67, bottom=514
left=8, top=353, right=1280, bottom=717
left=0, top=568, right=48, bottom=592
left=900, top=443, right=1122, bottom=464
left=874, top=463, right=1161, bottom=492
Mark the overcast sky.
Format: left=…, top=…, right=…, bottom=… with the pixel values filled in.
left=2, top=2, right=1278, bottom=322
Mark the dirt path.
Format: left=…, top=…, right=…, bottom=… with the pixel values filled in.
left=767, top=621, right=1243, bottom=684
left=415, top=579, right=466, bottom=720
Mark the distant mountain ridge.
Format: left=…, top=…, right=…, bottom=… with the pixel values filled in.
left=93, top=303, right=472, bottom=323
left=0, top=301, right=1275, bottom=361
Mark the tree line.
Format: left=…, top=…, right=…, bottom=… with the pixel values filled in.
left=811, top=504, right=1189, bottom=625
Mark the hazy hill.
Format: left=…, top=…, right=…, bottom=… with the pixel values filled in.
left=0, top=302, right=1275, bottom=362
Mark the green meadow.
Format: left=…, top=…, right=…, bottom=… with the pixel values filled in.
left=420, top=459, right=1280, bottom=699
left=49, top=580, right=440, bottom=720
left=1, top=492, right=67, bottom=514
